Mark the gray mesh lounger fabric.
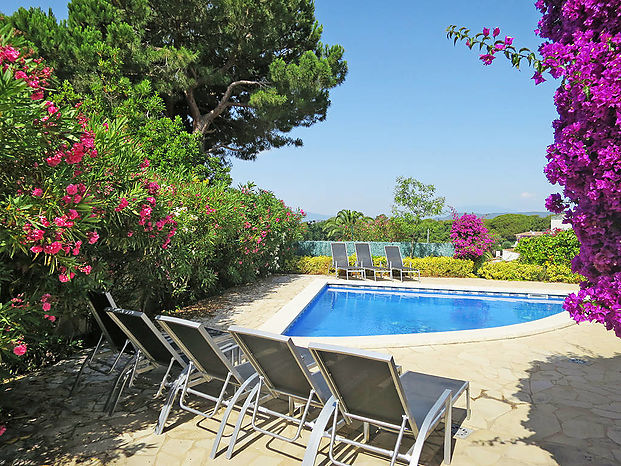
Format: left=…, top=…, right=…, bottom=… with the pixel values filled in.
left=355, top=242, right=390, bottom=281
left=303, top=343, right=470, bottom=466
left=214, top=326, right=332, bottom=459
left=105, top=308, right=188, bottom=415
left=331, top=242, right=365, bottom=280
left=154, top=315, right=258, bottom=436
left=385, top=245, right=421, bottom=281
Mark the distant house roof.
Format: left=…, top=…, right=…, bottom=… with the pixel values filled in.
left=515, top=231, right=546, bottom=239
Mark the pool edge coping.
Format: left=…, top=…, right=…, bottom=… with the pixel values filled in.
left=258, top=278, right=575, bottom=348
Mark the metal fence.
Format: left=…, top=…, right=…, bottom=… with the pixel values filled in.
left=295, top=241, right=454, bottom=257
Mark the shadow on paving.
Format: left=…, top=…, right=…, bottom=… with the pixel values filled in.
left=0, top=353, right=194, bottom=465
left=473, top=351, right=621, bottom=465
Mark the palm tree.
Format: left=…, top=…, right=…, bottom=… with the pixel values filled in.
left=323, top=210, right=369, bottom=240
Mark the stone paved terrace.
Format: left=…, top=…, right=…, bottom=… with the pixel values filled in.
left=1, top=275, right=621, bottom=465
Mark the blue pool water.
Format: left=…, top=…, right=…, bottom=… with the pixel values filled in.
left=283, top=285, right=565, bottom=337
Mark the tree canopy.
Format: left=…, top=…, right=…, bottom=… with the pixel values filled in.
left=7, top=0, right=347, bottom=161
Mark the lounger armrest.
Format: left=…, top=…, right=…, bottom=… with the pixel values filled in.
left=409, top=389, right=453, bottom=465
left=421, top=388, right=452, bottom=436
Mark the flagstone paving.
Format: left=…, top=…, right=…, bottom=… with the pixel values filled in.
left=1, top=275, right=620, bottom=465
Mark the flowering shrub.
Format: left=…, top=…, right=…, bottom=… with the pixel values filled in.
left=0, top=25, right=175, bottom=371
left=450, top=213, right=494, bottom=261
left=516, top=229, right=580, bottom=266
left=447, top=0, right=621, bottom=336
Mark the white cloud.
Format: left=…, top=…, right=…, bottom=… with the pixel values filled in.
left=520, top=192, right=536, bottom=199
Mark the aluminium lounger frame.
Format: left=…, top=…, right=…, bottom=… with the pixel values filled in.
left=105, top=308, right=187, bottom=415
left=331, top=242, right=365, bottom=280
left=354, top=242, right=390, bottom=281
left=70, top=291, right=132, bottom=395
left=384, top=245, right=421, bottom=282
left=302, top=343, right=470, bottom=466
left=218, top=326, right=334, bottom=460
left=154, top=315, right=258, bottom=438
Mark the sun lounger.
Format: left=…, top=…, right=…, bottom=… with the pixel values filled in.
left=214, top=326, right=333, bottom=459
left=154, top=315, right=258, bottom=436
left=355, top=242, right=390, bottom=281
left=70, top=291, right=132, bottom=395
left=302, top=343, right=470, bottom=466
left=105, top=308, right=188, bottom=415
left=331, top=242, right=365, bottom=280
left=385, top=245, right=421, bottom=281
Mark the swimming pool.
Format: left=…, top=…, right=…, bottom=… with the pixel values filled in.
left=283, top=284, right=566, bottom=337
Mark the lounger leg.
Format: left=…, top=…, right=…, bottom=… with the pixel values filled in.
left=107, top=363, right=134, bottom=415
left=209, top=373, right=258, bottom=459
left=466, top=384, right=471, bottom=419
left=363, top=422, right=370, bottom=443
left=156, top=357, right=176, bottom=398
left=128, top=349, right=142, bottom=387
left=103, top=357, right=134, bottom=412
left=108, top=339, right=130, bottom=374
left=301, top=396, right=336, bottom=466
left=154, top=365, right=190, bottom=435
left=444, top=394, right=452, bottom=464
left=70, top=335, right=102, bottom=396
left=225, top=383, right=261, bottom=459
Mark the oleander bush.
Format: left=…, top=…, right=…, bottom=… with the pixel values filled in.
left=0, top=27, right=304, bottom=383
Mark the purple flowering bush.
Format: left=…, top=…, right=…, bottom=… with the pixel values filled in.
left=450, top=213, right=494, bottom=262
left=448, top=0, right=621, bottom=337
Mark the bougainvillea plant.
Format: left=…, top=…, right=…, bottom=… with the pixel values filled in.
left=450, top=212, right=494, bottom=261
left=447, top=0, right=621, bottom=336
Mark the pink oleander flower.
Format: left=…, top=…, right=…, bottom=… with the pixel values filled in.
left=482, top=27, right=490, bottom=36
left=139, top=158, right=150, bottom=169
left=42, top=302, right=51, bottom=311
left=30, top=245, right=43, bottom=253
left=493, top=27, right=500, bottom=37
left=115, top=198, right=129, bottom=211
left=505, top=36, right=513, bottom=45
left=44, top=314, right=56, bottom=322
left=86, top=231, right=99, bottom=244
left=32, top=188, right=43, bottom=197
left=43, top=241, right=62, bottom=255
left=13, top=344, right=27, bottom=356
left=66, top=184, right=78, bottom=195
left=67, top=209, right=79, bottom=220
left=0, top=425, right=5, bottom=436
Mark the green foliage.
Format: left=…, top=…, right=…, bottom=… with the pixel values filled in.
left=484, top=214, right=551, bottom=244
left=515, top=229, right=579, bottom=266
left=478, top=261, right=582, bottom=283
left=301, top=220, right=328, bottom=240
left=322, top=210, right=369, bottom=240
left=8, top=0, right=348, bottom=161
left=392, top=177, right=445, bottom=224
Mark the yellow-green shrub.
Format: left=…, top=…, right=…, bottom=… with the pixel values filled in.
left=478, top=262, right=546, bottom=281
left=286, top=255, right=475, bottom=277
left=544, top=264, right=584, bottom=284
left=478, top=261, right=582, bottom=283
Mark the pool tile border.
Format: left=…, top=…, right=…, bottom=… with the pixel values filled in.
left=259, top=278, right=576, bottom=348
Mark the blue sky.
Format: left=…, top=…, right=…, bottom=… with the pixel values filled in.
left=4, top=0, right=558, bottom=217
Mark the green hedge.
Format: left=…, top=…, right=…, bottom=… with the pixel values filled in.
left=478, top=261, right=583, bottom=283
left=285, top=256, right=475, bottom=278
